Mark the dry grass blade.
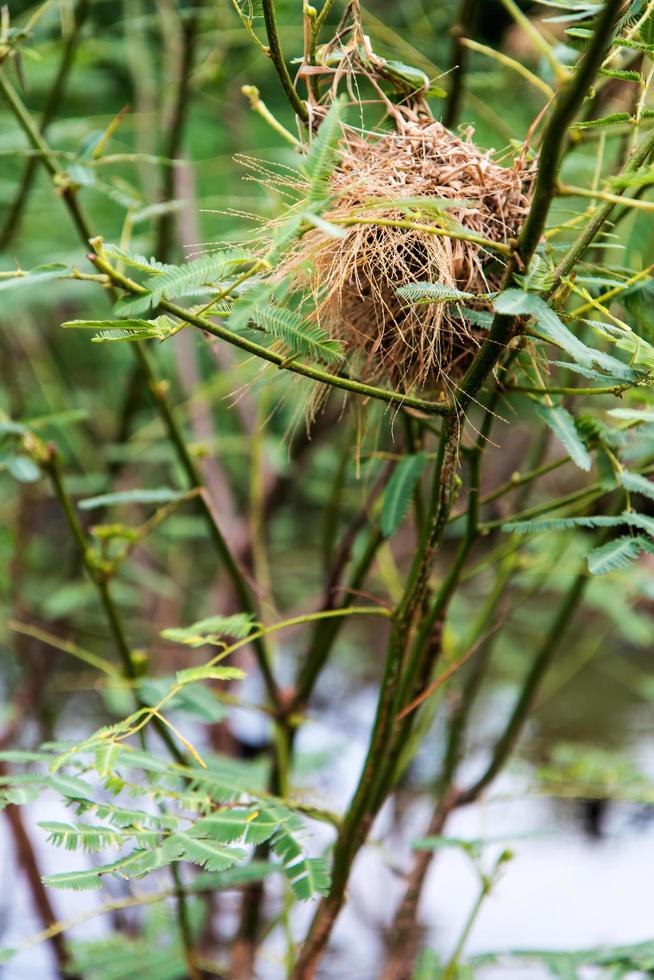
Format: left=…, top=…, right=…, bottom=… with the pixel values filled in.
left=280, top=114, right=534, bottom=392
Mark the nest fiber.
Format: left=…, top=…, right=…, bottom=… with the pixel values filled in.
left=287, top=119, right=533, bottom=392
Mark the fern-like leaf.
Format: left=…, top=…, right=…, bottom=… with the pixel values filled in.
left=535, top=405, right=592, bottom=472
left=586, top=536, right=648, bottom=575
left=285, top=856, right=331, bottom=901
left=620, top=470, right=654, bottom=500
left=396, top=282, right=476, bottom=305
left=252, top=303, right=344, bottom=363
left=145, top=248, right=254, bottom=305
left=42, top=868, right=104, bottom=892
left=102, top=245, right=175, bottom=275
left=301, top=97, right=346, bottom=203
left=381, top=454, right=428, bottom=538
left=161, top=612, right=257, bottom=647
left=164, top=832, right=246, bottom=872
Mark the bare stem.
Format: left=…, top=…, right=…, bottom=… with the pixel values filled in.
left=444, top=0, right=480, bottom=128
left=261, top=0, right=308, bottom=121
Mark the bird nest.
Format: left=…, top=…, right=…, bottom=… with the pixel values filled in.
left=280, top=117, right=534, bottom=393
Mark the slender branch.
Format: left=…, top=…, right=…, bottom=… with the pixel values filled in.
left=163, top=298, right=453, bottom=416
left=455, top=566, right=589, bottom=806
left=0, top=67, right=278, bottom=704
left=0, top=0, right=90, bottom=249
left=261, top=0, right=308, bottom=121
left=456, top=0, right=624, bottom=416
left=292, top=415, right=461, bottom=978
left=460, top=37, right=555, bottom=99
left=334, top=216, right=515, bottom=257
left=155, top=0, right=203, bottom=261
left=554, top=123, right=654, bottom=282
left=131, top=342, right=279, bottom=707
left=242, top=84, right=301, bottom=146
left=449, top=455, right=569, bottom=520
left=39, top=443, right=185, bottom=763
left=506, top=382, right=632, bottom=396
left=498, top=0, right=568, bottom=83
left=292, top=529, right=385, bottom=711
left=444, top=0, right=479, bottom=129
left=88, top=246, right=452, bottom=417
left=0, top=767, right=76, bottom=979
left=558, top=181, right=654, bottom=212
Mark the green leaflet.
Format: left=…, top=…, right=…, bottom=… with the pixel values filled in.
left=175, top=666, right=246, bottom=685
left=396, top=282, right=476, bottom=305
left=620, top=469, right=654, bottom=500
left=472, top=938, right=654, bottom=974
left=251, top=303, right=344, bottom=364
left=301, top=96, right=346, bottom=203
left=598, top=68, right=643, bottom=82
left=381, top=453, right=428, bottom=538
left=6, top=455, right=40, bottom=483
left=494, top=289, right=634, bottom=381
left=302, top=210, right=348, bottom=239
left=514, top=254, right=556, bottom=293
left=271, top=821, right=331, bottom=900
left=0, top=262, right=68, bottom=291
left=113, top=247, right=254, bottom=315
left=535, top=405, right=591, bottom=472
left=42, top=868, right=105, bottom=892
left=161, top=612, right=257, bottom=647
left=189, top=808, right=256, bottom=844
left=47, top=773, right=95, bottom=801
left=144, top=248, right=254, bottom=303
left=586, top=535, right=654, bottom=575
left=162, top=833, right=247, bottom=872
left=39, top=820, right=159, bottom=852
left=42, top=848, right=164, bottom=891
left=62, top=318, right=174, bottom=344
left=367, top=195, right=477, bottom=214
left=570, top=112, right=632, bottom=131
left=284, top=855, right=331, bottom=901
left=378, top=59, right=445, bottom=97
left=102, top=244, right=174, bottom=275
left=592, top=319, right=654, bottom=370
left=79, top=487, right=187, bottom=510
left=502, top=512, right=654, bottom=536
left=608, top=408, right=654, bottom=424
left=95, top=741, right=121, bottom=778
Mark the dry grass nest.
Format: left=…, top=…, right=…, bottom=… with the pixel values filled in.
left=280, top=118, right=535, bottom=394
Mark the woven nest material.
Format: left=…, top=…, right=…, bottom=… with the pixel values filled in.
left=281, top=118, right=534, bottom=393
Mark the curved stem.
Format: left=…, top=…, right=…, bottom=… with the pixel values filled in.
left=444, top=0, right=480, bottom=128
left=0, top=0, right=90, bottom=249
left=261, top=0, right=308, bottom=121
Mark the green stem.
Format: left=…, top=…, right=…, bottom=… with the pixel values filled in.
left=292, top=529, right=384, bottom=711
left=155, top=0, right=203, bottom=261
left=554, top=124, right=654, bottom=283
left=41, top=446, right=184, bottom=764
left=292, top=416, right=461, bottom=978
left=442, top=859, right=503, bottom=980
left=0, top=68, right=279, bottom=705
left=132, top=342, right=279, bottom=707
left=335, top=215, right=514, bottom=257
left=87, top=249, right=452, bottom=417
left=558, top=181, right=654, bottom=212
left=444, top=0, right=480, bottom=129
left=457, top=0, right=624, bottom=416
left=450, top=455, right=569, bottom=519
left=0, top=0, right=90, bottom=249
left=261, top=0, right=308, bottom=121
left=456, top=567, right=589, bottom=805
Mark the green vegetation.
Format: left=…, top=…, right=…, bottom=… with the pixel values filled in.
left=2, top=0, right=654, bottom=977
